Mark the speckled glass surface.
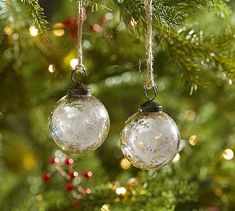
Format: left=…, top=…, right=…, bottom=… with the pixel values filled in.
left=120, top=111, right=180, bottom=169
left=49, top=95, right=110, bottom=154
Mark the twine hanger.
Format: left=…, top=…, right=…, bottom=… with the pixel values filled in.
left=144, top=0, right=155, bottom=90
left=76, top=0, right=86, bottom=74
left=71, top=0, right=87, bottom=83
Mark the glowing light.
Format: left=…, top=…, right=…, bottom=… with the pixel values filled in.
left=53, top=29, right=65, bottom=36
left=48, top=64, right=56, bottom=73
left=4, top=26, right=13, bottom=35
left=12, top=33, right=19, bottom=40
left=101, top=204, right=110, bottom=211
left=189, top=135, right=198, bottom=146
left=29, top=26, right=39, bottom=37
left=36, top=195, right=43, bottom=202
left=115, top=187, right=127, bottom=195
left=130, top=18, right=137, bottom=27
left=222, top=149, right=234, bottom=160
left=172, top=153, right=180, bottom=163
left=120, top=158, right=132, bottom=170
left=105, top=13, right=113, bottom=20
left=127, top=178, right=138, bottom=188
left=70, top=58, right=78, bottom=69
left=53, top=23, right=65, bottom=37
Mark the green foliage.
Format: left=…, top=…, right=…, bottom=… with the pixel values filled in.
left=1, top=0, right=235, bottom=210
left=115, top=0, right=235, bottom=90
left=20, top=0, right=48, bottom=32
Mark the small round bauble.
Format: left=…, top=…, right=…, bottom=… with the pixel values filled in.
left=49, top=83, right=110, bottom=154
left=120, top=101, right=180, bottom=169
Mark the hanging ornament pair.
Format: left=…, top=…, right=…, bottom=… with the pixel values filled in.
left=49, top=0, right=180, bottom=170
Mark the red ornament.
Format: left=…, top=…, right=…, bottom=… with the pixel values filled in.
left=82, top=170, right=92, bottom=179
left=69, top=171, right=78, bottom=179
left=41, top=173, right=51, bottom=182
left=50, top=156, right=59, bottom=164
left=65, top=183, right=75, bottom=191
left=71, top=199, right=79, bottom=208
left=64, top=158, right=74, bottom=165
left=82, top=187, right=91, bottom=194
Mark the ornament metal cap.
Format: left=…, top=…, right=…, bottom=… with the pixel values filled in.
left=140, top=101, right=162, bottom=112
left=68, top=82, right=91, bottom=98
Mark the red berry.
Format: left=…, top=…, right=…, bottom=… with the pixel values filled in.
left=64, top=158, right=74, bottom=165
left=90, top=24, right=101, bottom=33
left=71, top=199, right=79, bottom=208
left=82, top=170, right=92, bottom=179
left=99, top=16, right=107, bottom=24
left=41, top=173, right=51, bottom=182
left=65, top=183, right=75, bottom=191
left=69, top=171, right=78, bottom=179
left=82, top=187, right=91, bottom=194
left=50, top=156, right=59, bottom=164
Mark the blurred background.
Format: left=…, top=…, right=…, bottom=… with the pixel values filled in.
left=1, top=0, right=235, bottom=210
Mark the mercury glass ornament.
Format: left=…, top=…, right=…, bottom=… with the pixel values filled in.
left=49, top=83, right=110, bottom=154
left=120, top=101, right=180, bottom=169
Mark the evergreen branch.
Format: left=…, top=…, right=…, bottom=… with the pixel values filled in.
left=86, top=0, right=112, bottom=11
left=116, top=0, right=234, bottom=89
left=156, top=26, right=235, bottom=91
left=71, top=0, right=112, bottom=11
left=115, top=0, right=231, bottom=28
left=20, top=0, right=48, bottom=32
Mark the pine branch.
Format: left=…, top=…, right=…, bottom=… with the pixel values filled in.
left=20, top=0, right=48, bottom=32
left=115, top=0, right=234, bottom=90
left=86, top=0, right=112, bottom=11
left=115, top=0, right=231, bottom=28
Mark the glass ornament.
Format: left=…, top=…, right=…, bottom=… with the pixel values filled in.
left=120, top=101, right=180, bottom=169
left=49, top=83, right=110, bottom=154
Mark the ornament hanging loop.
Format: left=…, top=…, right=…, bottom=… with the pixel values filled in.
left=70, top=0, right=87, bottom=85
left=144, top=85, right=157, bottom=101
left=71, top=64, right=87, bottom=84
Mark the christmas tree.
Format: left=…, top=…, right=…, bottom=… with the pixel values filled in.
left=1, top=0, right=235, bottom=210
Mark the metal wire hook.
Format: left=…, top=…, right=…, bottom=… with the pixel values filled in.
left=71, top=64, right=88, bottom=84
left=144, top=85, right=157, bottom=101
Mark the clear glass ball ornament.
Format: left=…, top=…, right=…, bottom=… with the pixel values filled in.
left=120, top=106, right=180, bottom=169
left=49, top=87, right=110, bottom=154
